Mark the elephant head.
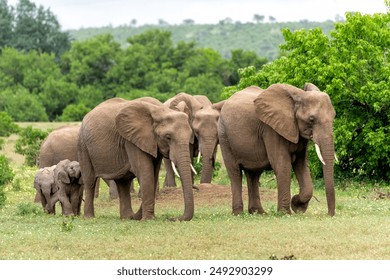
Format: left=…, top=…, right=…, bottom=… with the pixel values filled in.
left=115, top=100, right=195, bottom=221
left=56, top=159, right=82, bottom=185
left=254, top=83, right=336, bottom=216
left=169, top=93, right=223, bottom=184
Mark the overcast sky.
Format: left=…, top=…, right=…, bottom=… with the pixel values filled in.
left=7, top=0, right=389, bottom=30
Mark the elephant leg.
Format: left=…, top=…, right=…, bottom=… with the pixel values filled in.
left=244, top=170, right=265, bottom=214
left=137, top=160, right=160, bottom=221
left=273, top=162, right=293, bottom=214
left=94, top=179, right=100, bottom=198
left=292, top=153, right=313, bottom=213
left=163, top=158, right=177, bottom=187
left=103, top=179, right=119, bottom=199
left=34, top=190, right=41, bottom=203
left=59, top=194, right=74, bottom=216
left=219, top=136, right=243, bottom=215
left=70, top=187, right=82, bottom=215
left=115, top=178, right=134, bottom=219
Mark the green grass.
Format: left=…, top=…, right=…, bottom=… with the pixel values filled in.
left=1, top=123, right=390, bottom=260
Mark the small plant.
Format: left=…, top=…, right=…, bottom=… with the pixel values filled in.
left=61, top=216, right=75, bottom=232
left=16, top=202, right=43, bottom=216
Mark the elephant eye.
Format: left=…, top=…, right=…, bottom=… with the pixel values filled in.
left=309, top=115, right=315, bottom=124
left=164, top=134, right=171, bottom=141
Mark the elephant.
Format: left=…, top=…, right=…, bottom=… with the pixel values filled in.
left=51, top=159, right=83, bottom=215
left=218, top=83, right=336, bottom=216
left=77, top=97, right=195, bottom=221
left=35, top=125, right=118, bottom=202
left=163, top=93, right=224, bottom=187
left=33, top=165, right=57, bottom=214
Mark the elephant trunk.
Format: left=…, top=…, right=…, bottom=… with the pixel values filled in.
left=317, top=135, right=336, bottom=216
left=199, top=137, right=217, bottom=184
left=42, top=189, right=54, bottom=214
left=174, top=145, right=195, bottom=221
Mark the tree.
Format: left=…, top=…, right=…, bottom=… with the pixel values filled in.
left=0, top=0, right=13, bottom=47
left=61, top=34, right=121, bottom=99
left=224, top=11, right=390, bottom=180
left=11, top=0, right=70, bottom=57
left=253, top=14, right=265, bottom=23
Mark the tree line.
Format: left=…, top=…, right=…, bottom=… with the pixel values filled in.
left=0, top=0, right=267, bottom=122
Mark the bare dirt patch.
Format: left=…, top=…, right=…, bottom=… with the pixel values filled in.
left=157, top=183, right=277, bottom=207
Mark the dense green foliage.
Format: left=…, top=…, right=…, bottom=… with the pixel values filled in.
left=224, top=11, right=390, bottom=180
left=69, top=20, right=335, bottom=61
left=14, top=126, right=49, bottom=166
left=0, top=30, right=267, bottom=121
left=0, top=112, right=19, bottom=136
left=0, top=155, right=14, bottom=207
left=0, top=0, right=70, bottom=57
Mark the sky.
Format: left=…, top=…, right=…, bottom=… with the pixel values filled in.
left=7, top=0, right=389, bottom=30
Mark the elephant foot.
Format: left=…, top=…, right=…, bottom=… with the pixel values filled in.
left=232, top=208, right=243, bottom=216
left=132, top=209, right=142, bottom=221
left=291, top=195, right=309, bottom=213
left=248, top=207, right=266, bottom=215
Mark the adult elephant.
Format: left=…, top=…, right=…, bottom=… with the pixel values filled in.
left=218, top=84, right=336, bottom=216
left=163, top=93, right=223, bottom=187
left=51, top=159, right=83, bottom=216
left=78, top=97, right=195, bottom=221
left=35, top=125, right=118, bottom=202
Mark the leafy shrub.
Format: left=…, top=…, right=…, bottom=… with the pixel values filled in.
left=0, top=111, right=20, bottom=137
left=16, top=202, right=43, bottom=216
left=59, top=103, right=90, bottom=121
left=0, top=155, right=14, bottom=186
left=0, top=155, right=14, bottom=208
left=15, top=126, right=49, bottom=166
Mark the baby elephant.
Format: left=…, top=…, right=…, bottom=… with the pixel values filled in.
left=34, top=165, right=57, bottom=214
left=52, top=159, right=84, bottom=216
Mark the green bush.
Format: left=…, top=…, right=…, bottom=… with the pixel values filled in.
left=15, top=126, right=49, bottom=166
left=0, top=111, right=20, bottom=137
left=0, top=155, right=14, bottom=208
left=16, top=202, right=43, bottom=216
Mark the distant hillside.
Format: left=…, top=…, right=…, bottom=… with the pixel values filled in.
left=68, top=21, right=336, bottom=61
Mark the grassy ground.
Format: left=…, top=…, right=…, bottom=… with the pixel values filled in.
left=1, top=123, right=390, bottom=260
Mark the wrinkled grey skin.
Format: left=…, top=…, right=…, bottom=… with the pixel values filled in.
left=78, top=97, right=195, bottom=221
left=51, top=159, right=83, bottom=216
left=33, top=165, right=57, bottom=214
left=218, top=84, right=336, bottom=216
left=163, top=93, right=224, bottom=187
left=35, top=125, right=118, bottom=203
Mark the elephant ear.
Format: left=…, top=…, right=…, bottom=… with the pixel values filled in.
left=253, top=84, right=301, bottom=144
left=116, top=101, right=159, bottom=158
left=58, top=170, right=71, bottom=184
left=304, top=83, right=321, bottom=91
left=212, top=100, right=225, bottom=112
left=174, top=101, right=191, bottom=119
left=169, top=93, right=203, bottom=120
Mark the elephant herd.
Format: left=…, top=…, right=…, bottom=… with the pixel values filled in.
left=34, top=83, right=336, bottom=220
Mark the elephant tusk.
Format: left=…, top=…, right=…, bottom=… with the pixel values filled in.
left=334, top=153, right=339, bottom=164
left=197, top=151, right=201, bottom=164
left=171, top=162, right=180, bottom=178
left=315, top=144, right=326, bottom=166
left=191, top=164, right=197, bottom=175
